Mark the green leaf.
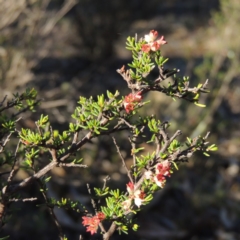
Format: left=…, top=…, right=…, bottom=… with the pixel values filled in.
left=172, top=161, right=179, bottom=170
left=194, top=102, right=206, bottom=107
left=132, top=224, right=139, bottom=231
left=44, top=176, right=52, bottom=183
left=107, top=90, right=113, bottom=99
left=203, top=152, right=210, bottom=157
left=132, top=147, right=144, bottom=154
left=207, top=144, right=218, bottom=151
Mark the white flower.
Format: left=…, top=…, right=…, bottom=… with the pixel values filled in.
left=145, top=170, right=153, bottom=179
left=144, top=30, right=158, bottom=43
left=122, top=199, right=132, bottom=210
left=134, top=190, right=146, bottom=208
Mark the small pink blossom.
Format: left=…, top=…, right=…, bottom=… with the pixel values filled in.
left=154, top=160, right=171, bottom=188
left=124, top=182, right=146, bottom=208
left=155, top=160, right=171, bottom=175
left=82, top=212, right=106, bottom=235
left=141, top=30, right=167, bottom=53
left=150, top=41, right=161, bottom=52
left=141, top=44, right=151, bottom=53
left=82, top=216, right=100, bottom=235
left=126, top=181, right=134, bottom=194
left=156, top=36, right=167, bottom=46
left=154, top=174, right=166, bottom=188
left=123, top=92, right=143, bottom=113
left=96, top=212, right=106, bottom=221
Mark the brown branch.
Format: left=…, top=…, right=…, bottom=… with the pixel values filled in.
left=159, top=129, right=182, bottom=155
left=103, top=222, right=117, bottom=240
left=8, top=161, right=58, bottom=193
left=7, top=121, right=133, bottom=194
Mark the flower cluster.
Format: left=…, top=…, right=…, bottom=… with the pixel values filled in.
left=122, top=182, right=146, bottom=210
left=145, top=160, right=171, bottom=188
left=141, top=30, right=167, bottom=53
left=82, top=212, right=106, bottom=235
left=123, top=92, right=143, bottom=113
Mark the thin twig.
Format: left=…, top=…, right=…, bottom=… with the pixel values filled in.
left=12, top=100, right=41, bottom=118
left=72, top=132, right=79, bottom=145
left=0, top=95, right=7, bottom=107
left=128, top=135, right=137, bottom=182
left=7, top=139, right=21, bottom=183
left=9, top=197, right=37, bottom=202
left=97, top=176, right=110, bottom=206
left=86, top=184, right=106, bottom=233
left=58, top=163, right=87, bottom=168
left=86, top=183, right=97, bottom=213
left=42, top=0, right=78, bottom=35
left=159, top=129, right=181, bottom=155
left=0, top=132, right=13, bottom=153
left=112, top=136, right=133, bottom=183
left=38, top=180, right=64, bottom=240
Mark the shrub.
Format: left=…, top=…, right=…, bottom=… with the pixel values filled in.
left=0, top=30, right=217, bottom=240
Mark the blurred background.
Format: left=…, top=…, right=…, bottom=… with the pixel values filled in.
left=1, top=0, right=240, bottom=239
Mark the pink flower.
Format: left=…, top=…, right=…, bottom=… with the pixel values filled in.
left=124, top=103, right=134, bottom=113
left=141, top=30, right=167, bottom=53
left=150, top=41, right=161, bottom=52
left=82, top=216, right=99, bottom=235
left=124, top=182, right=146, bottom=208
left=96, top=212, right=106, bottom=221
left=154, top=174, right=166, bottom=188
left=123, top=92, right=143, bottom=113
left=154, top=160, right=171, bottom=188
left=126, top=181, right=135, bottom=193
left=156, top=36, right=167, bottom=46
left=141, top=44, right=151, bottom=53
left=82, top=212, right=106, bottom=235
left=155, top=160, right=171, bottom=175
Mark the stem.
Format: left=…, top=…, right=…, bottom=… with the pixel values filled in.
left=38, top=179, right=64, bottom=240
left=103, top=222, right=117, bottom=240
